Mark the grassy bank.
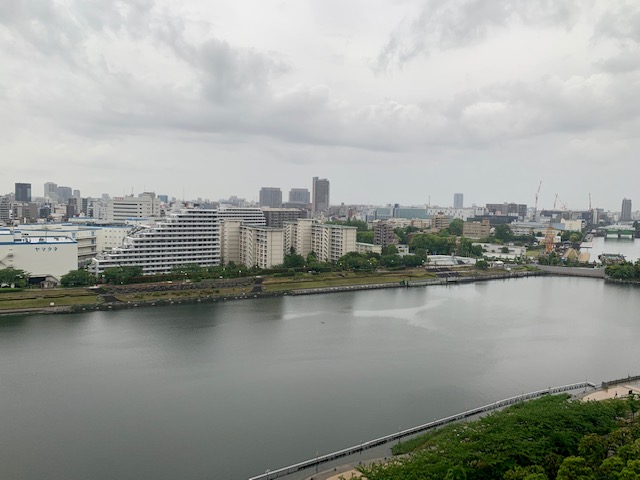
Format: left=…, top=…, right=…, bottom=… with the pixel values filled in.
left=0, top=266, right=536, bottom=315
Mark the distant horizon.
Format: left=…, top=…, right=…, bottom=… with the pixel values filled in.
left=0, top=177, right=640, bottom=212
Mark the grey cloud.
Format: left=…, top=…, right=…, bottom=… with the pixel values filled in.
left=3, top=0, right=639, bottom=159
left=596, top=47, right=640, bottom=73
left=375, top=0, right=580, bottom=72
left=594, top=3, right=640, bottom=42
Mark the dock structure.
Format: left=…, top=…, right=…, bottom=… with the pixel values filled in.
left=248, top=381, right=596, bottom=480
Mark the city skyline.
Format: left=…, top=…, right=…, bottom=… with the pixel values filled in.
left=2, top=1, right=639, bottom=210
left=4, top=177, right=637, bottom=214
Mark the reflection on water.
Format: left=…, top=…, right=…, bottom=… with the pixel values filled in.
left=0, top=277, right=639, bottom=480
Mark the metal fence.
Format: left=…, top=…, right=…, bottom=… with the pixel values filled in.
left=248, top=381, right=596, bottom=480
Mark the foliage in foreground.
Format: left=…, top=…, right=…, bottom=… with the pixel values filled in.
left=359, top=394, right=640, bottom=480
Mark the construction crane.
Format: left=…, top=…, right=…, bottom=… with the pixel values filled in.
left=533, top=180, right=542, bottom=222
left=544, top=194, right=559, bottom=253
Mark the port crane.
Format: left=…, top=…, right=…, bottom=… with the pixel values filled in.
left=533, top=180, right=542, bottom=222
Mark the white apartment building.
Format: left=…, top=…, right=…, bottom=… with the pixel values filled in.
left=103, top=193, right=161, bottom=223
left=284, top=220, right=357, bottom=263
left=91, top=209, right=220, bottom=275
left=90, top=207, right=266, bottom=276
left=220, top=220, right=242, bottom=265
left=218, top=206, right=266, bottom=226
left=284, top=218, right=315, bottom=257
left=0, top=229, right=77, bottom=280
left=311, top=224, right=357, bottom=263
left=240, top=226, right=284, bottom=269
left=95, top=226, right=134, bottom=253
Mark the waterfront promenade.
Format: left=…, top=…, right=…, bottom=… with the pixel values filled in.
left=249, top=382, right=596, bottom=480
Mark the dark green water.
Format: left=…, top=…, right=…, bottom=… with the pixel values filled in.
left=1, top=277, right=639, bottom=479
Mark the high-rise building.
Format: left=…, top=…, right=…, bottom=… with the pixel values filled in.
left=44, top=182, right=58, bottom=200
left=15, top=183, right=31, bottom=202
left=312, top=177, right=330, bottom=213
left=288, top=188, right=310, bottom=204
left=621, top=198, right=632, bottom=221
left=56, top=186, right=73, bottom=203
left=454, top=193, right=464, bottom=209
left=259, top=187, right=282, bottom=208
left=0, top=195, right=11, bottom=225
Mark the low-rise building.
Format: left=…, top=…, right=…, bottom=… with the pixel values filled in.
left=462, top=219, right=491, bottom=239
left=0, top=229, right=77, bottom=281
left=432, top=215, right=450, bottom=231
left=356, top=242, right=382, bottom=255
left=373, top=220, right=398, bottom=247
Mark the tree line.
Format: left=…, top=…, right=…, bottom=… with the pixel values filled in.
left=360, top=393, right=640, bottom=480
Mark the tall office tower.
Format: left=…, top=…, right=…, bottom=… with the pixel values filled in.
left=621, top=198, right=632, bottom=221
left=454, top=193, right=464, bottom=209
left=73, top=189, right=81, bottom=199
left=259, top=187, right=282, bottom=208
left=44, top=182, right=57, bottom=200
left=312, top=177, right=330, bottom=213
left=288, top=188, right=310, bottom=204
left=56, top=186, right=73, bottom=203
left=0, top=195, right=10, bottom=225
left=15, top=183, right=32, bottom=202
left=289, top=188, right=311, bottom=204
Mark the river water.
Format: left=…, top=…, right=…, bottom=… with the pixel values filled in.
left=582, top=236, right=639, bottom=263
left=1, top=276, right=640, bottom=480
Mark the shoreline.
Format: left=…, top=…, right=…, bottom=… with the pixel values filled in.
left=0, top=270, right=544, bottom=317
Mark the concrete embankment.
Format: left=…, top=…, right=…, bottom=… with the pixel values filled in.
left=536, top=265, right=605, bottom=278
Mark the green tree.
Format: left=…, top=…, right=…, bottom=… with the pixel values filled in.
left=556, top=456, right=595, bottom=480
left=476, top=259, right=489, bottom=270
left=598, top=456, right=625, bottom=479
left=629, top=393, right=639, bottom=421
left=445, top=465, right=467, bottom=480
left=495, top=224, right=513, bottom=242
left=357, top=230, right=374, bottom=243
left=0, top=268, right=28, bottom=287
left=306, top=251, right=318, bottom=264
left=60, top=269, right=96, bottom=287
left=449, top=218, right=464, bottom=236
left=382, top=244, right=398, bottom=255
left=283, top=253, right=305, bottom=268
left=504, top=465, right=549, bottom=480
left=102, top=266, right=143, bottom=284
left=401, top=255, right=423, bottom=267
left=171, top=263, right=206, bottom=281
left=577, top=433, right=607, bottom=468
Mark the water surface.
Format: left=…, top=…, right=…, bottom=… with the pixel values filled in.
left=1, top=277, right=639, bottom=479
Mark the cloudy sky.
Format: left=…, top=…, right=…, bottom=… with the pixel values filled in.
left=1, top=0, right=639, bottom=210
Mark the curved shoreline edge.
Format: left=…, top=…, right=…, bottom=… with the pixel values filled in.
left=0, top=270, right=545, bottom=317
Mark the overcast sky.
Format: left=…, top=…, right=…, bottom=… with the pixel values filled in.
left=1, top=0, right=638, bottom=210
